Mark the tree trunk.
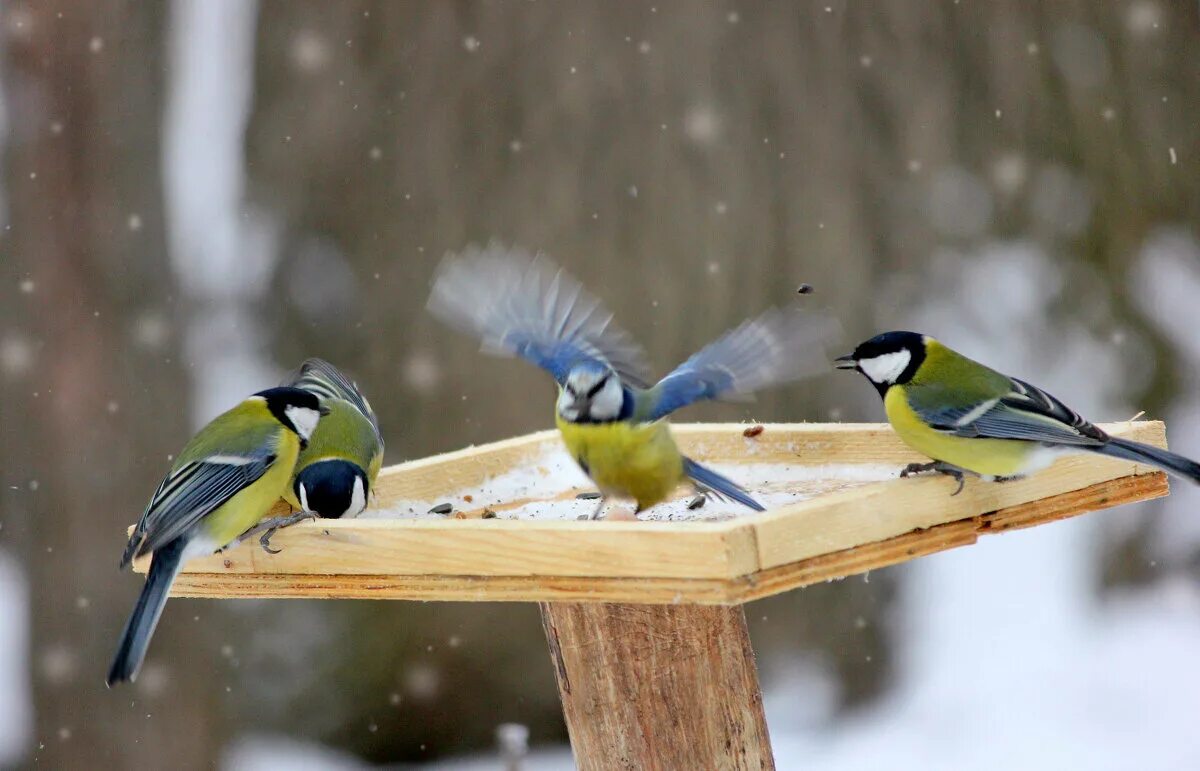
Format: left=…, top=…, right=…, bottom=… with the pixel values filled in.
left=1, top=2, right=219, bottom=766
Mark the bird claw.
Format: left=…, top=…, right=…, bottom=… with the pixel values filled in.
left=899, top=461, right=938, bottom=478
left=899, top=461, right=967, bottom=495
left=236, top=511, right=318, bottom=554
left=259, top=529, right=283, bottom=554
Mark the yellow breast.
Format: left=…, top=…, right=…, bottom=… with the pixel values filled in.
left=884, top=386, right=1041, bottom=477
left=556, top=416, right=685, bottom=510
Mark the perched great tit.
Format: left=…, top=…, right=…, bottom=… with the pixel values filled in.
left=428, top=244, right=838, bottom=517
left=242, top=359, right=385, bottom=552
left=836, top=331, right=1200, bottom=493
left=107, top=387, right=326, bottom=686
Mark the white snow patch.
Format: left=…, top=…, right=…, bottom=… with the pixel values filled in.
left=368, top=444, right=897, bottom=522
left=0, top=550, right=30, bottom=766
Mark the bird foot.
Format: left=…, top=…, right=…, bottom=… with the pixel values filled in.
left=899, top=461, right=968, bottom=496
left=236, top=511, right=318, bottom=554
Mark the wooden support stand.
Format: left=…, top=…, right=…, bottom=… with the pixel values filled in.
left=540, top=602, right=773, bottom=770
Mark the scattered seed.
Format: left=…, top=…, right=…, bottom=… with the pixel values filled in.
left=429, top=503, right=453, bottom=515
left=223, top=559, right=232, bottom=569
left=482, top=508, right=497, bottom=519
left=576, top=491, right=602, bottom=500
left=687, top=495, right=707, bottom=510
left=453, top=511, right=467, bottom=520
left=743, top=424, right=765, bottom=438
left=463, top=494, right=473, bottom=503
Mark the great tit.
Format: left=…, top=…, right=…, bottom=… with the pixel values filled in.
left=428, top=244, right=838, bottom=517
left=242, top=358, right=385, bottom=552
left=836, top=331, right=1200, bottom=493
left=107, top=386, right=326, bottom=686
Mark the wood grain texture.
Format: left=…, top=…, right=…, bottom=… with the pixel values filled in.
left=132, top=421, right=1172, bottom=602
left=162, top=471, right=1168, bottom=604
left=540, top=602, right=773, bottom=771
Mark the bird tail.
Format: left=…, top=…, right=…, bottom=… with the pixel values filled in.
left=681, top=457, right=765, bottom=512
left=1092, top=437, right=1200, bottom=484
left=106, top=538, right=186, bottom=687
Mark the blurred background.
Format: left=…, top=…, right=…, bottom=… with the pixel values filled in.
left=1, top=0, right=1199, bottom=768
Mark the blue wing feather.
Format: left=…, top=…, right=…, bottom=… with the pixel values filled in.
left=121, top=450, right=276, bottom=567
left=285, top=358, right=382, bottom=438
left=637, top=305, right=839, bottom=421
left=428, top=244, right=652, bottom=387
left=911, top=378, right=1108, bottom=446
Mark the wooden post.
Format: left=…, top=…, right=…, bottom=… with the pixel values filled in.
left=540, top=602, right=774, bottom=770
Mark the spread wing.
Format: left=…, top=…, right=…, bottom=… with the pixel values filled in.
left=121, top=448, right=277, bottom=567
left=636, top=306, right=840, bottom=422
left=908, top=377, right=1108, bottom=446
left=427, top=243, right=652, bottom=387
left=285, top=358, right=381, bottom=437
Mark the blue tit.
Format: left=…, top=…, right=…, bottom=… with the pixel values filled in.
left=836, top=331, right=1200, bottom=493
left=107, top=387, right=326, bottom=686
left=428, top=244, right=838, bottom=517
left=242, top=359, right=385, bottom=552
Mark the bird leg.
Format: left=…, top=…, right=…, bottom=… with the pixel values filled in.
left=588, top=496, right=608, bottom=520
left=899, top=460, right=970, bottom=496
left=235, top=511, right=319, bottom=554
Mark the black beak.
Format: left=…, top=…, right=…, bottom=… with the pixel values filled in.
left=834, top=354, right=858, bottom=370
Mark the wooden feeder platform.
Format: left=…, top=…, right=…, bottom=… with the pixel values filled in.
left=132, top=421, right=1171, bottom=770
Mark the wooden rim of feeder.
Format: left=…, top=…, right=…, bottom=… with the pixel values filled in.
left=132, top=421, right=1170, bottom=604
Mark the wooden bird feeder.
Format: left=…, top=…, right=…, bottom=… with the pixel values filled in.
left=134, top=421, right=1171, bottom=770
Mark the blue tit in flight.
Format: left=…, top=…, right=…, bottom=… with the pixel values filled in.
left=241, top=358, right=385, bottom=552
left=836, top=331, right=1200, bottom=493
left=107, top=387, right=326, bottom=686
left=428, top=244, right=839, bottom=517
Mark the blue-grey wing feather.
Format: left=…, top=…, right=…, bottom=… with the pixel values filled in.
left=121, top=450, right=276, bottom=566
left=637, top=305, right=840, bottom=421
left=427, top=244, right=652, bottom=387
left=914, top=378, right=1107, bottom=446
left=285, top=358, right=381, bottom=437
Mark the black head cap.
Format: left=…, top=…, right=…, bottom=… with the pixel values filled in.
left=256, top=386, right=328, bottom=443
left=835, top=331, right=928, bottom=394
left=295, top=460, right=368, bottom=519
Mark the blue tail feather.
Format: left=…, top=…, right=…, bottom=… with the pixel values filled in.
left=107, top=537, right=186, bottom=687
left=1094, top=437, right=1200, bottom=484
left=681, top=456, right=764, bottom=512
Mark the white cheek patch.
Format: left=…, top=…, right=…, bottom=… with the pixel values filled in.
left=589, top=380, right=623, bottom=420
left=859, top=350, right=912, bottom=384
left=286, top=405, right=321, bottom=441
left=347, top=476, right=366, bottom=518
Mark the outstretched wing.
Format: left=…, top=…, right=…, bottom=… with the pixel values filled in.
left=908, top=377, right=1109, bottom=446
left=427, top=243, right=652, bottom=387
left=635, top=305, right=840, bottom=421
left=285, top=358, right=380, bottom=436
left=121, top=448, right=277, bottom=567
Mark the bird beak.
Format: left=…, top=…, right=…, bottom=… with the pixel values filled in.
left=834, top=354, right=858, bottom=370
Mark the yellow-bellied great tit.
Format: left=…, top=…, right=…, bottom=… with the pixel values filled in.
left=428, top=244, right=838, bottom=517
left=242, top=359, right=385, bottom=551
left=107, top=387, right=326, bottom=686
left=836, top=331, right=1200, bottom=493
